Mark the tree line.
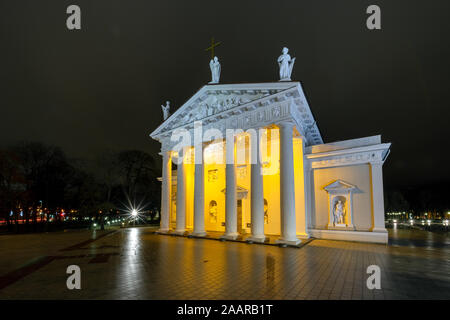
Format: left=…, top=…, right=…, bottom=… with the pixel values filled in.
left=0, top=141, right=161, bottom=230
left=385, top=184, right=450, bottom=219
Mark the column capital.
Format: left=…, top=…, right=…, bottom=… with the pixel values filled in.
left=159, top=149, right=172, bottom=156
left=277, top=120, right=295, bottom=130
left=251, top=125, right=266, bottom=131
left=225, top=130, right=237, bottom=142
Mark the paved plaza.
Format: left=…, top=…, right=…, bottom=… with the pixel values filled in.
left=0, top=227, right=449, bottom=299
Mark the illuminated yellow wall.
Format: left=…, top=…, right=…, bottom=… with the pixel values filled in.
left=311, top=164, right=373, bottom=231
left=261, top=128, right=307, bottom=236
left=235, top=134, right=251, bottom=234
left=168, top=129, right=308, bottom=237
left=261, top=128, right=281, bottom=235
left=204, top=141, right=226, bottom=232
left=169, top=149, right=194, bottom=231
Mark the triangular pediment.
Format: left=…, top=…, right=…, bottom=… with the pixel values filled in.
left=221, top=185, right=249, bottom=200
left=150, top=82, right=323, bottom=146
left=323, top=180, right=357, bottom=192
left=221, top=185, right=248, bottom=194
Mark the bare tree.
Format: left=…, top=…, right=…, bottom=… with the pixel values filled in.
left=117, top=150, right=158, bottom=207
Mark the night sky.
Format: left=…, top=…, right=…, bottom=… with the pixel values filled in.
left=1, top=0, right=449, bottom=189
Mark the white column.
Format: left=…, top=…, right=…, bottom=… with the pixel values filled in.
left=192, top=142, right=206, bottom=236
left=175, top=147, right=186, bottom=234
left=370, top=161, right=387, bottom=233
left=222, top=134, right=238, bottom=240
left=276, top=122, right=301, bottom=245
left=159, top=150, right=171, bottom=233
left=304, top=163, right=312, bottom=231
left=247, top=128, right=266, bottom=243
left=348, top=191, right=355, bottom=229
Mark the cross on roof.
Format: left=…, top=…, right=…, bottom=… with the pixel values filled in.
left=205, top=37, right=222, bottom=59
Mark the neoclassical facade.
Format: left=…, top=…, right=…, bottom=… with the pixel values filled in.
left=150, top=82, right=391, bottom=244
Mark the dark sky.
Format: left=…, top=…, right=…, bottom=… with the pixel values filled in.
left=1, top=0, right=449, bottom=189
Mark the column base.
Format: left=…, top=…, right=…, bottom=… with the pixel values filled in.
left=310, top=229, right=388, bottom=244
left=190, top=231, right=207, bottom=237
left=371, top=227, right=388, bottom=233
left=173, top=229, right=187, bottom=235
left=156, top=228, right=170, bottom=234
left=220, top=233, right=239, bottom=241
left=275, top=238, right=302, bottom=246
left=296, top=232, right=311, bottom=239
left=246, top=235, right=268, bottom=243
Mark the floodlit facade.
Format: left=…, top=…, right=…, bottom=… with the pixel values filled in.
left=150, top=82, right=391, bottom=244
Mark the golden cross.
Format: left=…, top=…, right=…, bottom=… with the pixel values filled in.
left=205, top=37, right=222, bottom=59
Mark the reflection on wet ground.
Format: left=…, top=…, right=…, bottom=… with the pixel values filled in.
left=388, top=227, right=450, bottom=249
left=0, top=227, right=448, bottom=299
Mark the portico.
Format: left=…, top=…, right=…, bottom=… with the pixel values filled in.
left=151, top=82, right=317, bottom=244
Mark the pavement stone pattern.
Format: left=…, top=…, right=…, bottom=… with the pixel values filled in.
left=0, top=227, right=448, bottom=299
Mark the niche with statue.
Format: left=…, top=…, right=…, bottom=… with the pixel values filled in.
left=209, top=200, right=218, bottom=223
left=324, top=180, right=357, bottom=230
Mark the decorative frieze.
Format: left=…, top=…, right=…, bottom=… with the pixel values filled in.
left=309, top=149, right=385, bottom=169
left=151, top=82, right=323, bottom=147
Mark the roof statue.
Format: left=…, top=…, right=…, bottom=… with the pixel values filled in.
left=209, top=56, right=221, bottom=84
left=278, top=47, right=296, bottom=81
left=161, top=101, right=170, bottom=120
left=205, top=38, right=222, bottom=84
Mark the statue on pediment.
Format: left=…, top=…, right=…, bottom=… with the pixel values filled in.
left=209, top=56, right=221, bottom=84
left=183, top=112, right=194, bottom=123
left=161, top=101, right=170, bottom=120
left=278, top=47, right=295, bottom=81
left=199, top=103, right=208, bottom=118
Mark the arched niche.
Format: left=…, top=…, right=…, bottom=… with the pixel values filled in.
left=324, top=180, right=356, bottom=230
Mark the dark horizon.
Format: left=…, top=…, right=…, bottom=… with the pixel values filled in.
left=1, top=0, right=449, bottom=191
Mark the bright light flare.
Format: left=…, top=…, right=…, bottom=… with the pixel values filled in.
left=120, top=192, right=151, bottom=226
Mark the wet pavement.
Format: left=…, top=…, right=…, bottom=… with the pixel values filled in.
left=0, top=227, right=448, bottom=299
left=388, top=226, right=450, bottom=249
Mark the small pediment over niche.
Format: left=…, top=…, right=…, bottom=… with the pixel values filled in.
left=221, top=185, right=248, bottom=199
left=323, top=180, right=357, bottom=230
left=323, top=180, right=357, bottom=193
